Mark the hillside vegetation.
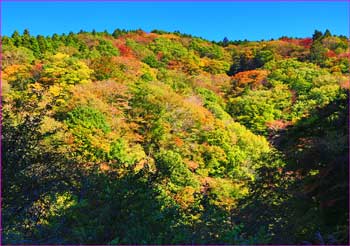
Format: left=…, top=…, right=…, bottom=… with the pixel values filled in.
left=2, top=28, right=349, bottom=244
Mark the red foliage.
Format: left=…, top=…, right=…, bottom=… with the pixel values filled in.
left=326, top=50, right=337, bottom=58
left=34, top=63, right=43, bottom=71
left=167, top=60, right=181, bottom=69
left=280, top=37, right=300, bottom=46
left=117, top=43, right=134, bottom=57
left=280, top=37, right=312, bottom=49
left=280, top=37, right=293, bottom=42
left=298, top=38, right=313, bottom=48
left=337, top=52, right=350, bottom=59
left=31, top=63, right=43, bottom=78
left=157, top=52, right=164, bottom=60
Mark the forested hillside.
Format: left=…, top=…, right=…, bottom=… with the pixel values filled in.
left=2, top=28, right=349, bottom=244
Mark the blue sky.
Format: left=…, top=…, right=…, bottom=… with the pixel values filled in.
left=2, top=1, right=349, bottom=41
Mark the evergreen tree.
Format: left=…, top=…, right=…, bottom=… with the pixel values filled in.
left=11, top=30, right=22, bottom=46
left=312, top=30, right=323, bottom=41
left=323, top=29, right=332, bottom=38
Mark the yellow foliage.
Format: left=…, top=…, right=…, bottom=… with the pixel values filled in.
left=174, top=186, right=196, bottom=209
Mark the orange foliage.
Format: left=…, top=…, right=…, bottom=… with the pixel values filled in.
left=185, top=159, right=199, bottom=171
left=100, top=162, right=111, bottom=172
left=266, top=120, right=292, bottom=131
left=173, top=186, right=196, bottom=209
left=174, top=137, right=184, bottom=147
left=167, top=60, right=181, bottom=69
left=340, top=79, right=350, bottom=89
left=77, top=34, right=99, bottom=48
left=124, top=31, right=157, bottom=44
left=111, top=56, right=143, bottom=78
left=65, top=133, right=75, bottom=145
left=2, top=64, right=33, bottom=83
left=231, top=70, right=269, bottom=90
left=160, top=33, right=181, bottom=40
left=191, top=74, right=231, bottom=95
left=69, top=80, right=131, bottom=117
left=200, top=176, right=214, bottom=194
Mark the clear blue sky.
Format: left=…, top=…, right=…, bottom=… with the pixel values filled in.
left=2, top=1, right=349, bottom=41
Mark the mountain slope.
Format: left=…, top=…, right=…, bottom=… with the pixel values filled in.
left=2, top=29, right=349, bottom=244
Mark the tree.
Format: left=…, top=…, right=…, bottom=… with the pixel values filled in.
left=310, top=40, right=327, bottom=66
left=254, top=49, right=274, bottom=67
left=21, top=29, right=32, bottom=48
left=312, top=30, right=323, bottom=41
left=112, top=28, right=126, bottom=38
left=40, top=53, right=92, bottom=86
left=222, top=37, right=229, bottom=47
left=2, top=46, right=35, bottom=68
left=37, top=35, right=53, bottom=55
left=230, top=69, right=269, bottom=95
left=323, top=29, right=332, bottom=38
left=11, top=30, right=22, bottom=46
left=2, top=79, right=83, bottom=244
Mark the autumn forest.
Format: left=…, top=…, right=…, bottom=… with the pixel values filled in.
left=1, top=28, right=349, bottom=244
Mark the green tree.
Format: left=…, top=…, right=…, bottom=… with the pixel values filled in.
left=310, top=41, right=327, bottom=66
left=312, top=30, right=323, bottom=41
left=11, top=30, right=22, bottom=46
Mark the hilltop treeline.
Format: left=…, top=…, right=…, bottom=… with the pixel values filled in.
left=2, top=28, right=349, bottom=244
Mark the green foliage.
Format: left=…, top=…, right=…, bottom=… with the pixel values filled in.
left=140, top=72, right=154, bottom=82
left=109, top=139, right=146, bottom=166
left=265, top=59, right=328, bottom=92
left=202, top=59, right=230, bottom=74
left=156, top=69, right=192, bottom=94
left=2, top=45, right=35, bottom=68
left=310, top=41, right=327, bottom=66
left=155, top=149, right=198, bottom=189
left=90, top=56, right=122, bottom=80
left=66, top=106, right=111, bottom=133
left=228, top=85, right=292, bottom=134
left=254, top=49, right=274, bottom=67
left=142, top=54, right=163, bottom=68
left=112, top=28, right=128, bottom=38
left=189, top=38, right=224, bottom=59
left=150, top=37, right=189, bottom=62
left=95, top=39, right=120, bottom=57
left=196, top=87, right=231, bottom=121
left=65, top=106, right=111, bottom=160
left=126, top=38, right=154, bottom=58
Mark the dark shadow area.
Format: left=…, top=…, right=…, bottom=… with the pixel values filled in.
left=235, top=94, right=349, bottom=244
